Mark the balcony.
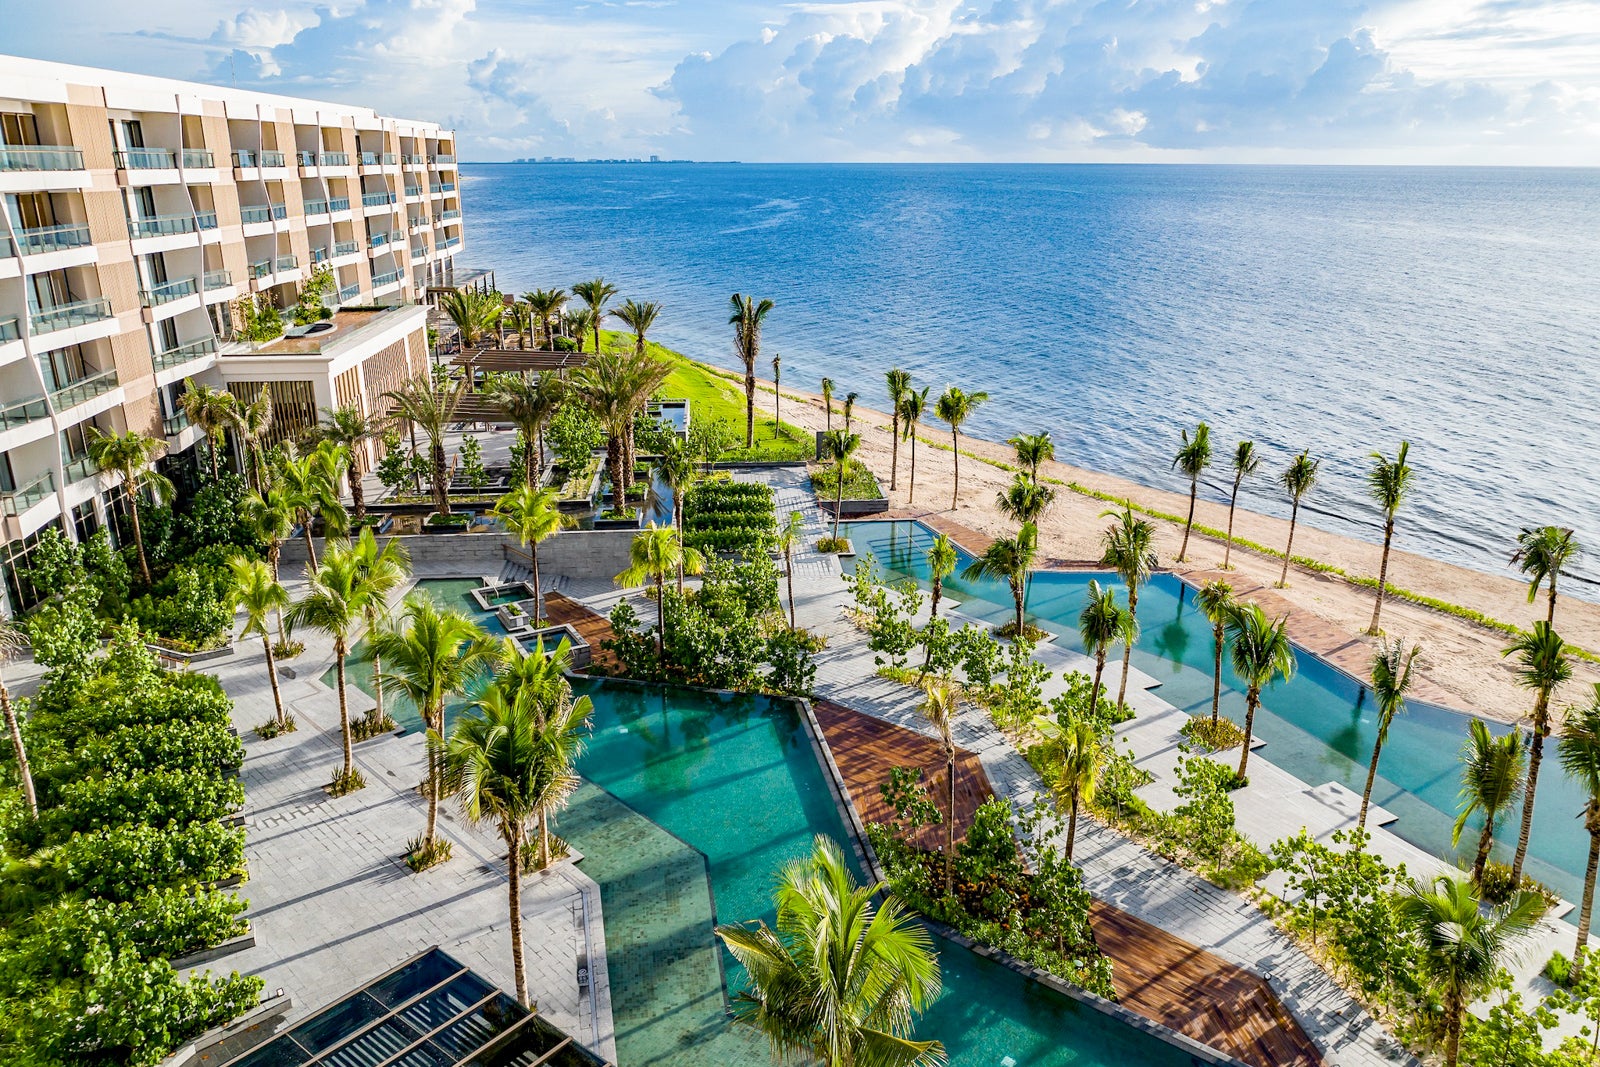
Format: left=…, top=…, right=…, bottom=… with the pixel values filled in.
left=202, top=269, right=233, bottom=291
left=140, top=275, right=198, bottom=307
left=411, top=244, right=427, bottom=260
left=197, top=211, right=219, bottom=231
left=432, top=154, right=456, bottom=165
left=311, top=246, right=330, bottom=265
left=372, top=269, right=402, bottom=288
left=261, top=150, right=287, bottom=168
left=320, top=151, right=351, bottom=166
left=0, top=391, right=49, bottom=430
left=333, top=240, right=360, bottom=258
left=12, top=222, right=92, bottom=255
left=404, top=185, right=423, bottom=198
left=0, top=145, right=84, bottom=172
left=0, top=317, right=18, bottom=343
left=128, top=213, right=198, bottom=238
left=115, top=148, right=178, bottom=170
left=403, top=154, right=427, bottom=166
left=408, top=215, right=427, bottom=230
left=337, top=283, right=360, bottom=302
left=441, top=237, right=461, bottom=250
left=30, top=296, right=113, bottom=335
left=232, top=149, right=258, bottom=167
left=181, top=148, right=215, bottom=168
left=250, top=258, right=274, bottom=279
left=152, top=336, right=217, bottom=372
left=328, top=197, right=351, bottom=213
left=361, top=191, right=395, bottom=208
left=240, top=203, right=288, bottom=225
left=49, top=367, right=119, bottom=409
left=439, top=209, right=461, bottom=222
left=162, top=409, right=191, bottom=435
left=360, top=151, right=398, bottom=167
left=304, top=198, right=330, bottom=215
left=0, top=471, right=54, bottom=518
left=429, top=183, right=453, bottom=195
left=369, top=231, right=391, bottom=248
left=276, top=254, right=298, bottom=272
left=63, top=454, right=97, bottom=484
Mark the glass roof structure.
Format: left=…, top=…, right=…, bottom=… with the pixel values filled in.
left=222, top=948, right=609, bottom=1067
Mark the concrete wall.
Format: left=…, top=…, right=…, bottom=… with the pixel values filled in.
left=280, top=528, right=638, bottom=581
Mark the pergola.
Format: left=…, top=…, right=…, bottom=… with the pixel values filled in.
left=424, top=266, right=497, bottom=305
left=451, top=347, right=593, bottom=378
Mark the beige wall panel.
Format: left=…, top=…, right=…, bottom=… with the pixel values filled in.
left=202, top=113, right=232, bottom=159
left=118, top=390, right=161, bottom=439
left=65, top=101, right=116, bottom=168
left=108, top=330, right=155, bottom=389
left=213, top=183, right=243, bottom=229
left=96, top=260, right=141, bottom=315
left=83, top=189, right=130, bottom=250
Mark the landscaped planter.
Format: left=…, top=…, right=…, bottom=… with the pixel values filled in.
left=422, top=512, right=474, bottom=534
left=591, top=514, right=642, bottom=531
left=351, top=514, right=395, bottom=535
left=819, top=497, right=891, bottom=517
left=170, top=930, right=257, bottom=972
left=146, top=641, right=234, bottom=663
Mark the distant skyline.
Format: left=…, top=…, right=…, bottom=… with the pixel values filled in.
left=10, top=0, right=1599, bottom=164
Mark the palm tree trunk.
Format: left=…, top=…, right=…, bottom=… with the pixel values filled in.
left=675, top=496, right=685, bottom=596
left=1066, top=791, right=1080, bottom=860
left=1474, top=821, right=1494, bottom=884
left=507, top=829, right=528, bottom=1007
left=262, top=635, right=286, bottom=728
left=425, top=701, right=440, bottom=845
left=1090, top=651, right=1105, bottom=721
left=655, top=572, right=666, bottom=660
left=744, top=363, right=756, bottom=449
left=1, top=680, right=37, bottom=817
left=371, top=650, right=385, bottom=726
left=834, top=475, right=844, bottom=543
left=1013, top=581, right=1025, bottom=637
left=606, top=436, right=625, bottom=518
left=931, top=579, right=942, bottom=619
left=1278, top=503, right=1300, bottom=587
left=129, top=494, right=152, bottom=586
left=302, top=514, right=319, bottom=572
left=1511, top=726, right=1545, bottom=882
left=1211, top=626, right=1223, bottom=725
left=525, top=430, right=538, bottom=488
left=1358, top=730, right=1383, bottom=831
left=208, top=439, right=220, bottom=481
left=539, top=812, right=550, bottom=869
left=785, top=549, right=796, bottom=630
left=348, top=467, right=366, bottom=522
left=1116, top=586, right=1139, bottom=709
left=1548, top=585, right=1557, bottom=628
left=432, top=441, right=449, bottom=516
left=1223, top=490, right=1240, bottom=570
left=1237, top=690, right=1259, bottom=779
left=950, top=430, right=959, bottom=510
left=890, top=414, right=900, bottom=492
left=1574, top=822, right=1598, bottom=980
left=908, top=434, right=917, bottom=505
left=1444, top=991, right=1463, bottom=1067
left=945, top=746, right=955, bottom=896
left=1180, top=479, right=1197, bottom=561
left=530, top=541, right=543, bottom=622
left=1369, top=520, right=1394, bottom=634
left=337, top=647, right=353, bottom=778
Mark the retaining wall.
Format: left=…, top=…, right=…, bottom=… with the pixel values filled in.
left=280, top=529, right=638, bottom=582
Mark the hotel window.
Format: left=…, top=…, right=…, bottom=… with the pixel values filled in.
left=0, top=112, right=41, bottom=147
left=26, top=270, right=72, bottom=314
left=129, top=186, right=156, bottom=222
left=72, top=501, right=100, bottom=542
left=155, top=318, right=178, bottom=354
left=36, top=344, right=87, bottom=392
left=5, top=192, right=58, bottom=230
left=181, top=116, right=204, bottom=151
left=119, top=119, right=145, bottom=150
left=0, top=450, right=15, bottom=493
left=61, top=420, right=101, bottom=467
left=1, top=519, right=64, bottom=615
left=142, top=252, right=169, bottom=289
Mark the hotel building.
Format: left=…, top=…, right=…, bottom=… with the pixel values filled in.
left=0, top=57, right=468, bottom=616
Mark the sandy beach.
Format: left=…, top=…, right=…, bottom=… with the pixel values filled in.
left=740, top=373, right=1600, bottom=727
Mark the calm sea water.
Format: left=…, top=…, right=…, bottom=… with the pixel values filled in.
left=461, top=163, right=1600, bottom=592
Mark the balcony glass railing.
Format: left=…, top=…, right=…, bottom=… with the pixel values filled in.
left=338, top=283, right=360, bottom=302
left=0, top=145, right=84, bottom=171
left=404, top=185, right=423, bottom=198
left=162, top=409, right=190, bottom=435
left=140, top=275, right=198, bottom=307
left=63, top=455, right=97, bottom=484
left=328, top=197, right=351, bottom=213
left=197, top=211, right=219, bottom=231
left=311, top=246, right=329, bottom=265
left=275, top=254, right=298, bottom=272
left=441, top=236, right=461, bottom=250
left=115, top=147, right=177, bottom=169
left=152, top=337, right=217, bottom=371
left=440, top=209, right=461, bottom=221
left=432, top=154, right=456, bottom=165
left=369, top=232, right=391, bottom=248
left=304, top=198, right=330, bottom=215
left=128, top=213, right=196, bottom=238
left=181, top=148, right=214, bottom=168
left=297, top=151, right=316, bottom=167
left=202, top=269, right=232, bottom=291
left=0, top=392, right=49, bottom=430
left=0, top=471, right=54, bottom=518
left=13, top=222, right=92, bottom=255
left=403, top=154, right=427, bottom=165
left=240, top=204, right=273, bottom=225
left=334, top=240, right=360, bottom=258
left=359, top=152, right=381, bottom=166
left=0, top=317, right=18, bottom=343
left=319, top=151, right=351, bottom=166
left=49, top=367, right=119, bottom=408
left=30, top=297, right=113, bottom=335
left=411, top=244, right=427, bottom=260
left=232, top=149, right=256, bottom=167
left=361, top=192, right=395, bottom=208
left=372, top=270, right=402, bottom=288
left=250, top=258, right=274, bottom=279
left=381, top=153, right=398, bottom=165
left=260, top=150, right=286, bottom=168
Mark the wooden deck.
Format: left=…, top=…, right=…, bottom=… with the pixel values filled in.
left=811, top=698, right=1323, bottom=1067
left=540, top=592, right=621, bottom=673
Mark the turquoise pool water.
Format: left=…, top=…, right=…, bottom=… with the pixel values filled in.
left=336, top=579, right=1198, bottom=1066
left=842, top=520, right=1588, bottom=907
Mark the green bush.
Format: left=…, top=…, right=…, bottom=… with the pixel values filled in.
left=78, top=721, right=243, bottom=779
left=684, top=481, right=775, bottom=555
left=45, top=771, right=244, bottom=839
left=56, top=821, right=246, bottom=901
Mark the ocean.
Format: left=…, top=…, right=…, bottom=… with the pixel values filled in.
left=459, top=163, right=1600, bottom=592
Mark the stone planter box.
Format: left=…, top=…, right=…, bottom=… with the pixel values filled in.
left=819, top=498, right=891, bottom=517
left=146, top=641, right=234, bottom=663
left=171, top=930, right=257, bottom=971
left=351, top=514, right=395, bottom=535
left=421, top=512, right=474, bottom=534
left=592, top=514, right=642, bottom=531
left=514, top=623, right=591, bottom=669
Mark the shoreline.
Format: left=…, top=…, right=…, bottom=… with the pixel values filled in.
left=684, top=358, right=1600, bottom=726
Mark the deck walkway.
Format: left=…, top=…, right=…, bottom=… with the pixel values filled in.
left=541, top=592, right=621, bottom=673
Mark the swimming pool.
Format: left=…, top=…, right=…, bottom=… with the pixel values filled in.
left=842, top=519, right=1588, bottom=908
left=335, top=579, right=1204, bottom=1066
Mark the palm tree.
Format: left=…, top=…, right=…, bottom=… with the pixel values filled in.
left=772, top=353, right=782, bottom=434
left=1008, top=432, right=1054, bottom=484
left=246, top=487, right=296, bottom=644
left=1395, top=876, right=1543, bottom=1067
left=997, top=472, right=1054, bottom=527
left=180, top=382, right=236, bottom=480
left=564, top=307, right=597, bottom=353
left=492, top=485, right=566, bottom=621
left=886, top=369, right=912, bottom=491
left=963, top=522, right=1038, bottom=637
left=821, top=430, right=861, bottom=543
left=617, top=524, right=704, bottom=658
left=1078, top=580, right=1134, bottom=722
left=1222, top=440, right=1259, bottom=571
left=1226, top=603, right=1296, bottom=779
left=927, top=534, right=957, bottom=619
left=1195, top=580, right=1236, bottom=728
left=227, top=385, right=273, bottom=492
left=506, top=302, right=533, bottom=350
left=1512, top=526, right=1583, bottom=627
left=612, top=297, right=661, bottom=357
left=1277, top=450, right=1319, bottom=588
left=0, top=619, right=37, bottom=817
left=318, top=405, right=385, bottom=521
left=87, top=428, right=172, bottom=585
left=1502, top=621, right=1573, bottom=882
left=349, top=528, right=411, bottom=729
left=573, top=350, right=671, bottom=507
left=919, top=680, right=960, bottom=895
left=285, top=544, right=376, bottom=788
left=228, top=555, right=290, bottom=730
left=371, top=593, right=496, bottom=851
left=777, top=510, right=805, bottom=629
left=441, top=288, right=502, bottom=351
left=1560, top=687, right=1600, bottom=979
left=843, top=393, right=859, bottom=434
left=1454, top=718, right=1528, bottom=884
left=490, top=637, right=591, bottom=869
left=1034, top=716, right=1102, bottom=859
left=490, top=373, right=564, bottom=486
left=1171, top=422, right=1212, bottom=562
left=572, top=277, right=618, bottom=357
left=935, top=386, right=987, bottom=511
left=715, top=836, right=945, bottom=1067
left=900, top=387, right=928, bottom=505
left=1358, top=638, right=1421, bottom=831
left=523, top=288, right=567, bottom=348
left=278, top=444, right=347, bottom=571
left=728, top=294, right=776, bottom=449
left=821, top=377, right=835, bottom=433
left=384, top=373, right=463, bottom=516
left=443, top=686, right=586, bottom=1007
left=653, top=439, right=699, bottom=594
left=1099, top=507, right=1158, bottom=710
left=1366, top=441, right=1414, bottom=634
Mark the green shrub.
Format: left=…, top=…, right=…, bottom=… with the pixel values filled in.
left=1180, top=715, right=1247, bottom=751
left=1544, top=951, right=1573, bottom=988
left=57, top=821, right=246, bottom=901
left=45, top=771, right=244, bottom=840
left=79, top=721, right=243, bottom=779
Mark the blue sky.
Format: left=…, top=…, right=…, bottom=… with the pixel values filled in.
left=11, top=0, right=1600, bottom=162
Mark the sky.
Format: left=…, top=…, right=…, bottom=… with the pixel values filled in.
left=8, top=0, right=1600, bottom=163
